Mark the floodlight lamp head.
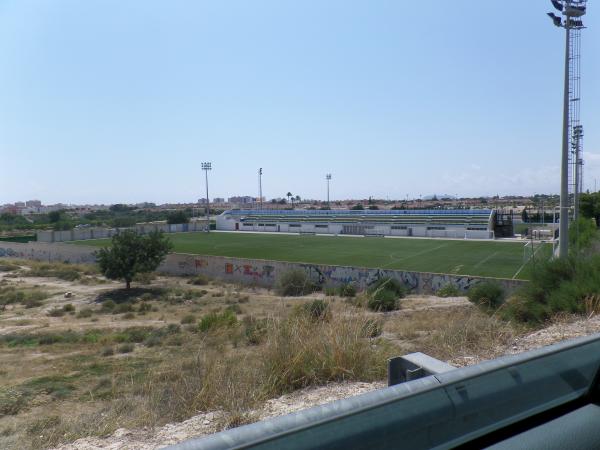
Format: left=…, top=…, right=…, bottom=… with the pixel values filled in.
left=547, top=12, right=563, bottom=26
left=551, top=0, right=564, bottom=12
left=326, top=174, right=332, bottom=180
left=565, top=4, right=586, bottom=18
left=201, top=162, right=212, bottom=171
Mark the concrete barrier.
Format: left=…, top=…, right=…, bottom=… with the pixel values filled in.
left=0, top=241, right=526, bottom=294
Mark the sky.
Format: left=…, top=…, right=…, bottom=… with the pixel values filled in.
left=0, top=1, right=598, bottom=205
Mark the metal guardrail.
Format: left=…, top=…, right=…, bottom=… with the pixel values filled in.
left=168, top=333, right=600, bottom=450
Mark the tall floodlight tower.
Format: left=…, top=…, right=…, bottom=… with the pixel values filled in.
left=258, top=168, right=263, bottom=210
left=547, top=0, right=587, bottom=258
left=326, top=174, right=332, bottom=206
left=201, top=162, right=212, bottom=232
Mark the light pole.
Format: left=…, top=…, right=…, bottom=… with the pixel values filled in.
left=547, top=0, right=587, bottom=259
left=258, top=168, right=263, bottom=210
left=201, top=162, right=212, bottom=232
left=326, top=174, right=332, bottom=206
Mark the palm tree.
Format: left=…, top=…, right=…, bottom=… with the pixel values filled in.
left=295, top=195, right=301, bottom=204
left=286, top=192, right=292, bottom=206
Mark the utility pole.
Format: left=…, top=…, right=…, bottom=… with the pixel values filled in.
left=258, top=168, right=263, bottom=210
left=201, top=162, right=212, bottom=232
left=326, top=174, right=332, bottom=206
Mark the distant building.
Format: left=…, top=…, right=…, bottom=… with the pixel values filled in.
left=213, top=198, right=225, bottom=204
left=217, top=209, right=501, bottom=239
left=228, top=196, right=255, bottom=204
left=26, top=200, right=42, bottom=207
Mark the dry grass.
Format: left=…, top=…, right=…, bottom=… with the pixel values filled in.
left=0, top=262, right=528, bottom=450
left=141, top=310, right=391, bottom=429
left=584, top=294, right=600, bottom=319
left=384, top=306, right=517, bottom=363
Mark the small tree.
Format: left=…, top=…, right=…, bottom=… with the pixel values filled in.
left=96, top=231, right=172, bottom=289
left=166, top=210, right=189, bottom=224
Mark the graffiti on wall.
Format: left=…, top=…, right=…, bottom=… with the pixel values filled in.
left=0, top=247, right=25, bottom=258
left=224, top=262, right=275, bottom=279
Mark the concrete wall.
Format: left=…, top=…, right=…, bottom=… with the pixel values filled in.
left=0, top=241, right=526, bottom=294
left=160, top=253, right=525, bottom=294
left=36, top=222, right=208, bottom=243
left=0, top=241, right=97, bottom=264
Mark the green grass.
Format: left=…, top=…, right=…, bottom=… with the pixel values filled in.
left=72, top=232, right=549, bottom=279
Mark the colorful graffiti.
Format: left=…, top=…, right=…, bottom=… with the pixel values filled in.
left=224, top=262, right=274, bottom=279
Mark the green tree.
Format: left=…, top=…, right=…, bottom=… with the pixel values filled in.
left=96, top=231, right=172, bottom=289
left=48, top=210, right=63, bottom=223
left=580, top=192, right=600, bottom=224
left=351, top=203, right=364, bottom=210
left=166, top=210, right=189, bottom=224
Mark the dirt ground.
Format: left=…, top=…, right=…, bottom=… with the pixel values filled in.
left=1, top=260, right=598, bottom=450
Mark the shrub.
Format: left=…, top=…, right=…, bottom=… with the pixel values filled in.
left=275, top=270, right=316, bottom=296
left=368, top=277, right=407, bottom=298
left=302, top=299, right=330, bottom=320
left=339, top=283, right=357, bottom=298
left=502, top=255, right=600, bottom=324
left=199, top=310, right=237, bottom=332
left=123, top=312, right=135, bottom=320
left=180, top=314, right=196, bottom=325
left=0, top=262, right=18, bottom=272
left=101, top=300, right=116, bottom=312
left=324, top=286, right=336, bottom=297
left=361, top=318, right=383, bottom=338
left=113, top=303, right=134, bottom=314
left=101, top=347, right=114, bottom=357
left=366, top=277, right=405, bottom=311
left=436, top=283, right=461, bottom=298
left=47, top=308, right=65, bottom=317
left=137, top=302, right=152, bottom=314
left=243, top=317, right=268, bottom=345
left=63, top=303, right=75, bottom=313
left=225, top=304, right=242, bottom=315
left=117, top=343, right=134, bottom=354
left=23, top=298, right=43, bottom=309
left=188, top=275, right=209, bottom=286
left=77, top=308, right=93, bottom=318
left=133, top=272, right=156, bottom=285
left=367, top=289, right=399, bottom=312
left=467, top=282, right=505, bottom=309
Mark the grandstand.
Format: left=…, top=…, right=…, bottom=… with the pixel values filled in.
left=216, top=209, right=510, bottom=239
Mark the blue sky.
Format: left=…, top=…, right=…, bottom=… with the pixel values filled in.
left=0, top=1, right=598, bottom=204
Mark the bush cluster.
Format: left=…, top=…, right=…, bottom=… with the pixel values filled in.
left=366, top=277, right=406, bottom=312
left=436, top=283, right=461, bottom=298
left=198, top=309, right=237, bottom=332
left=275, top=270, right=317, bottom=296
left=503, top=255, right=600, bottom=323
left=467, top=282, right=504, bottom=309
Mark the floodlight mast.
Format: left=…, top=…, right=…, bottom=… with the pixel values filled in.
left=258, top=168, right=263, bottom=210
left=547, top=0, right=587, bottom=259
left=201, top=162, right=212, bottom=232
left=326, top=174, right=332, bottom=206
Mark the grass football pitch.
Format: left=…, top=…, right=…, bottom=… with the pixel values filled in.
left=73, top=232, right=549, bottom=280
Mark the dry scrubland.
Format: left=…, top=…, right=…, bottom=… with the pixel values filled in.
left=0, top=259, right=594, bottom=450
